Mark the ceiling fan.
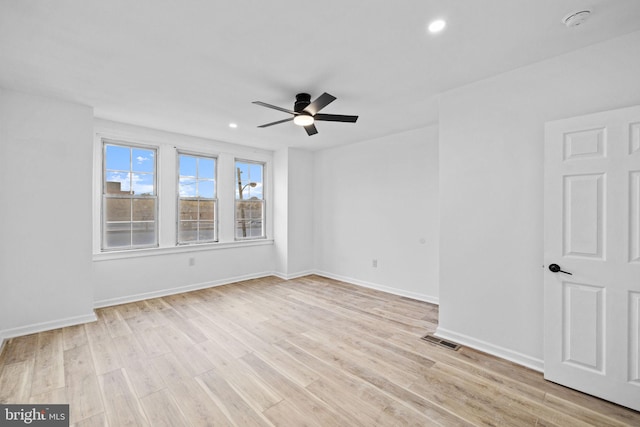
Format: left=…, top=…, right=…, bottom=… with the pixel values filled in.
left=253, top=92, right=358, bottom=136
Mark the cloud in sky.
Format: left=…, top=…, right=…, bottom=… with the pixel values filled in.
left=179, top=178, right=216, bottom=198
left=179, top=177, right=196, bottom=197
left=106, top=172, right=155, bottom=195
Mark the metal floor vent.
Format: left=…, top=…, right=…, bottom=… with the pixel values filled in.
left=421, top=334, right=461, bottom=351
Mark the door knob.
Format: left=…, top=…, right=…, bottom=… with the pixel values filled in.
left=549, top=264, right=572, bottom=275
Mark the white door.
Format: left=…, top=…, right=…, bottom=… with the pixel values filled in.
left=544, top=105, right=640, bottom=411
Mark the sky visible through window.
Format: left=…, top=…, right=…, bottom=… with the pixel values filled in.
left=179, top=155, right=216, bottom=198
left=236, top=161, right=264, bottom=199
left=106, top=146, right=265, bottom=200
left=105, top=145, right=155, bottom=195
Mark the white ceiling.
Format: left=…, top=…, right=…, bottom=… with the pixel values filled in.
left=2, top=0, right=640, bottom=151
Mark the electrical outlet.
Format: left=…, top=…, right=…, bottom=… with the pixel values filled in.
left=372, top=259, right=378, bottom=268
left=189, top=257, right=195, bottom=266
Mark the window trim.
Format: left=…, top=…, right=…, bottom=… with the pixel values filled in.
left=101, top=138, right=159, bottom=251
left=176, top=150, right=219, bottom=245
left=93, top=238, right=273, bottom=261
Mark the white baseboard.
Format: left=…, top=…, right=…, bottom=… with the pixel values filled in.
left=1, top=272, right=286, bottom=345
left=435, top=326, right=544, bottom=373
left=95, top=268, right=438, bottom=310
left=0, top=312, right=98, bottom=343
left=272, top=270, right=316, bottom=281
left=94, top=271, right=277, bottom=308
left=313, top=270, right=439, bottom=305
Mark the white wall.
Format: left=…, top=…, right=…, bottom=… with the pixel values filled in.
left=93, top=244, right=276, bottom=306
left=273, top=148, right=289, bottom=275
left=273, top=147, right=314, bottom=278
left=437, top=30, right=640, bottom=370
left=313, top=126, right=440, bottom=302
left=0, top=88, right=96, bottom=339
left=286, top=148, right=314, bottom=276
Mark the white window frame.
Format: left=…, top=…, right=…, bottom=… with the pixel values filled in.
left=101, top=139, right=159, bottom=251
left=176, top=151, right=218, bottom=245
left=234, top=159, right=266, bottom=240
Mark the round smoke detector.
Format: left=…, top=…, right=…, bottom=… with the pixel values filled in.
left=562, top=10, right=592, bottom=28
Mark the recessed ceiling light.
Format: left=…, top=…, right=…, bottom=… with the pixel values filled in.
left=428, top=19, right=446, bottom=34
left=229, top=123, right=238, bottom=128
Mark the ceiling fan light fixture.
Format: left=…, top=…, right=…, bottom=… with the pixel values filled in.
left=293, top=114, right=314, bottom=126
left=428, top=19, right=446, bottom=33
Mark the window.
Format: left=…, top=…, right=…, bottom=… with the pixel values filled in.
left=103, top=141, right=157, bottom=250
left=178, top=153, right=217, bottom=244
left=95, top=126, right=273, bottom=256
left=235, top=160, right=264, bottom=239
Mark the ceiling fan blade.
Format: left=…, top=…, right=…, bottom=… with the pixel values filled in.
left=258, top=117, right=294, bottom=128
left=252, top=101, right=296, bottom=115
left=303, top=92, right=336, bottom=115
left=304, top=123, right=318, bottom=136
left=313, top=113, right=359, bottom=123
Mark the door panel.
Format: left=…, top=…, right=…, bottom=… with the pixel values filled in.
left=562, top=281, right=604, bottom=372
left=563, top=173, right=604, bottom=258
left=632, top=171, right=640, bottom=263
left=631, top=122, right=640, bottom=154
left=563, top=127, right=606, bottom=160
left=544, top=105, right=640, bottom=411
left=631, top=292, right=640, bottom=384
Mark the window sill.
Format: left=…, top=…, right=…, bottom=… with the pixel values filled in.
left=93, top=239, right=274, bottom=262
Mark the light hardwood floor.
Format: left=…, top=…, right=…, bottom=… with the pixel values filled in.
left=1, top=275, right=639, bottom=426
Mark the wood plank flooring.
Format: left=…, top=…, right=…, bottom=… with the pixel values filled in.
left=1, top=275, right=639, bottom=426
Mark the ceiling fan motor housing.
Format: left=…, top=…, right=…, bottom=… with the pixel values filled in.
left=294, top=93, right=311, bottom=112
